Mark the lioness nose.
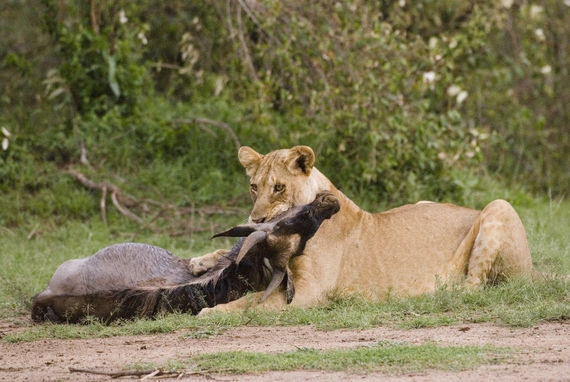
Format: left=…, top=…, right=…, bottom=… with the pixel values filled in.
left=252, top=217, right=266, bottom=223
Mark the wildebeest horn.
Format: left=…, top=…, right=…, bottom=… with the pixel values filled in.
left=285, top=266, right=295, bottom=304
left=236, top=230, right=267, bottom=265
left=211, top=225, right=258, bottom=239
left=260, top=268, right=285, bottom=303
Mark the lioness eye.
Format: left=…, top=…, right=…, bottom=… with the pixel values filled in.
left=274, top=184, right=285, bottom=192
left=250, top=184, right=257, bottom=192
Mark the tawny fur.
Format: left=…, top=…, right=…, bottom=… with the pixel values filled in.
left=198, top=145, right=534, bottom=315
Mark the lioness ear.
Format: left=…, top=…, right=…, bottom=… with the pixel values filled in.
left=238, top=146, right=263, bottom=177
left=286, top=146, right=315, bottom=175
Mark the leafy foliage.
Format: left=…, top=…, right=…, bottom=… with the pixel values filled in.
left=0, top=0, right=568, bottom=221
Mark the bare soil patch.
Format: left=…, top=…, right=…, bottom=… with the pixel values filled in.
left=0, top=320, right=567, bottom=381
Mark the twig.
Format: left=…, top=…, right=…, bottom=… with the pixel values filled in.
left=236, top=4, right=259, bottom=83
left=66, top=169, right=121, bottom=195
left=27, top=223, right=40, bottom=240
left=150, top=62, right=186, bottom=71
left=89, top=0, right=99, bottom=34
left=100, top=185, right=107, bottom=228
left=80, top=142, right=90, bottom=167
left=237, top=0, right=277, bottom=43
left=181, top=370, right=223, bottom=380
left=140, top=369, right=161, bottom=380
left=226, top=0, right=237, bottom=49
left=69, top=366, right=219, bottom=380
left=65, top=168, right=246, bottom=236
left=196, top=117, right=241, bottom=150
left=68, top=367, right=166, bottom=378
left=111, top=190, right=144, bottom=224
left=195, top=123, right=217, bottom=138
left=170, top=117, right=241, bottom=151
left=66, top=169, right=147, bottom=227
left=57, top=0, right=63, bottom=22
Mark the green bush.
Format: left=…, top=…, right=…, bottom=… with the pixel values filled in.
left=0, top=0, right=567, bottom=224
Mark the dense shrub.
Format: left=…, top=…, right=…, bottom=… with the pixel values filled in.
left=0, top=0, right=567, bottom=221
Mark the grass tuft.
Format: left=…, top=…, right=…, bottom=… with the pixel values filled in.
left=180, top=342, right=510, bottom=374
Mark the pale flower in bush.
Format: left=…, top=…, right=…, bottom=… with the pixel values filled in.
left=137, top=31, right=148, bottom=45
left=119, top=9, right=128, bottom=24
left=457, top=91, right=468, bottom=104
left=1, top=126, right=10, bottom=151
left=540, top=65, right=552, bottom=74
left=428, top=37, right=438, bottom=50
left=529, top=5, right=544, bottom=19
left=535, top=28, right=545, bottom=41
left=447, top=85, right=461, bottom=97
left=422, top=71, right=436, bottom=84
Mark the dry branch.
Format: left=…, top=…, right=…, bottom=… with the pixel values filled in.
left=170, top=117, right=241, bottom=151
left=236, top=5, right=260, bottom=84
left=100, top=186, right=107, bottom=227
left=150, top=62, right=186, bottom=71
left=237, top=0, right=277, bottom=43
left=69, top=367, right=178, bottom=378
left=65, top=168, right=248, bottom=236
left=80, top=141, right=90, bottom=167
left=89, top=0, right=99, bottom=34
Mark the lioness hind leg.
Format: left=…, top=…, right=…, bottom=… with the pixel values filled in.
left=466, top=199, right=533, bottom=287
left=189, top=249, right=228, bottom=276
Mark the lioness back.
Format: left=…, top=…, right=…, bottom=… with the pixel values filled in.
left=336, top=202, right=481, bottom=296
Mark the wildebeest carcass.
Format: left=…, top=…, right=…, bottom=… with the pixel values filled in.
left=31, top=192, right=340, bottom=323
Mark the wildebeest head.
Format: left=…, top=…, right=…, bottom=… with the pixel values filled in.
left=212, top=191, right=340, bottom=303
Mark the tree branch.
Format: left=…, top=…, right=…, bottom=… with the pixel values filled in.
left=236, top=5, right=259, bottom=83
left=170, top=117, right=241, bottom=151
left=237, top=0, right=278, bottom=44
left=89, top=0, right=99, bottom=35
left=64, top=168, right=247, bottom=236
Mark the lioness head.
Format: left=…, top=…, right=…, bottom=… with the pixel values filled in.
left=238, top=146, right=325, bottom=223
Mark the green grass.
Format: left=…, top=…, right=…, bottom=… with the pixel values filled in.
left=1, top=198, right=568, bottom=342
left=129, top=342, right=509, bottom=375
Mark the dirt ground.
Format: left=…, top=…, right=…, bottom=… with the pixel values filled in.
left=0, top=319, right=568, bottom=382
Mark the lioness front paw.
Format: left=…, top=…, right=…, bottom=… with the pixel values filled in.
left=198, top=305, right=231, bottom=316
left=189, top=249, right=228, bottom=276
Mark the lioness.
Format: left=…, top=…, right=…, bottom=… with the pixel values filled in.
left=196, top=145, right=533, bottom=314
